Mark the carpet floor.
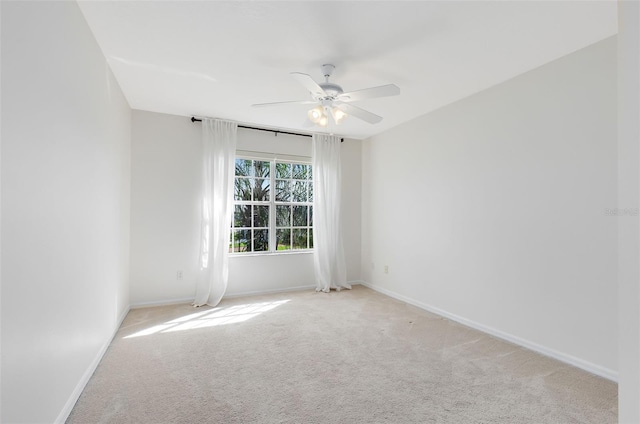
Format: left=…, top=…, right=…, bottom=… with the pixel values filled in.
left=67, top=285, right=617, bottom=423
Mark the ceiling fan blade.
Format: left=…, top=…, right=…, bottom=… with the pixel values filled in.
left=252, top=100, right=317, bottom=107
left=291, top=72, right=327, bottom=98
left=338, top=84, right=400, bottom=102
left=334, top=102, right=383, bottom=124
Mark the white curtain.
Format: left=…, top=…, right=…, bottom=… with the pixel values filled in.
left=312, top=134, right=350, bottom=292
left=193, top=119, right=237, bottom=307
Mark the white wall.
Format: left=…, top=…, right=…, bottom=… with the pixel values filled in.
left=0, top=2, right=4, bottom=420
left=1, top=2, right=131, bottom=423
left=617, top=1, right=640, bottom=421
left=130, top=110, right=361, bottom=305
left=340, top=136, right=362, bottom=283
left=130, top=111, right=201, bottom=304
left=362, top=37, right=618, bottom=378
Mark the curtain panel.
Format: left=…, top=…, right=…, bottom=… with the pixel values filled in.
left=312, top=134, right=350, bottom=292
left=193, top=119, right=238, bottom=307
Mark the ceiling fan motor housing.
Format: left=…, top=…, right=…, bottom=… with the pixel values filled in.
left=316, top=64, right=343, bottom=99
left=318, top=82, right=343, bottom=99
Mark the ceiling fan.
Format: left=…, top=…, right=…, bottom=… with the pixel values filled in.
left=252, top=64, right=400, bottom=127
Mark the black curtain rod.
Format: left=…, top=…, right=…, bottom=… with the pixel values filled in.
left=190, top=117, right=343, bottom=142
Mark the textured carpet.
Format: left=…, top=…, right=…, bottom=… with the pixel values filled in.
left=67, top=285, right=617, bottom=423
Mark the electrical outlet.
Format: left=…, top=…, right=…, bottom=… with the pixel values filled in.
left=384, top=265, right=389, bottom=274
left=177, top=270, right=183, bottom=280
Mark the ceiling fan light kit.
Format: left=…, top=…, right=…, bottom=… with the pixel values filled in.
left=307, top=104, right=345, bottom=128
left=308, top=105, right=324, bottom=123
left=330, top=107, right=347, bottom=125
left=252, top=64, right=400, bottom=128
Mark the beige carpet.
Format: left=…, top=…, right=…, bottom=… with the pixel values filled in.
left=67, top=285, right=617, bottom=423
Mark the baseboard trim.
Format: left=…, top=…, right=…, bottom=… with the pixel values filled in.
left=131, top=281, right=365, bottom=308
left=361, top=282, right=618, bottom=382
left=225, top=280, right=364, bottom=298
left=131, top=287, right=317, bottom=308
left=131, top=297, right=196, bottom=309
left=223, top=284, right=317, bottom=298
left=55, top=305, right=131, bottom=424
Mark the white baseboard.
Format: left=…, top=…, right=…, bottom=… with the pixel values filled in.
left=131, top=281, right=364, bottom=308
left=55, top=305, right=131, bottom=424
left=225, top=280, right=364, bottom=298
left=223, top=284, right=316, bottom=298
left=361, top=282, right=618, bottom=382
left=130, top=297, right=196, bottom=309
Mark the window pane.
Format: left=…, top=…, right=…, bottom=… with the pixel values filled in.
left=234, top=177, right=252, bottom=201
left=254, top=205, right=269, bottom=228
left=276, top=229, right=291, bottom=250
left=232, top=158, right=313, bottom=254
left=292, top=229, right=308, bottom=249
left=293, top=205, right=307, bottom=226
left=235, top=159, right=252, bottom=176
left=233, top=229, right=251, bottom=252
left=275, top=162, right=291, bottom=178
left=275, top=180, right=291, bottom=201
left=254, top=161, right=270, bottom=178
left=276, top=205, right=290, bottom=227
left=292, top=181, right=307, bottom=202
left=253, top=178, right=270, bottom=201
left=292, top=164, right=308, bottom=179
left=234, top=205, right=251, bottom=228
left=253, top=229, right=269, bottom=252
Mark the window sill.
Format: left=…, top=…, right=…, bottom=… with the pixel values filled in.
left=229, top=250, right=313, bottom=258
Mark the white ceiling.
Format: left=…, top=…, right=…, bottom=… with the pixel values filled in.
left=78, top=1, right=618, bottom=140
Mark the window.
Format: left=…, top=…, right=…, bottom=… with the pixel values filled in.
left=231, top=157, right=313, bottom=253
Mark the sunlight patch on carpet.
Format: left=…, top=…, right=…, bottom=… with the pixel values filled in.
left=124, top=300, right=290, bottom=338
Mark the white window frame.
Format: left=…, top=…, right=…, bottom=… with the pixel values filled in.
left=230, top=152, right=313, bottom=255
